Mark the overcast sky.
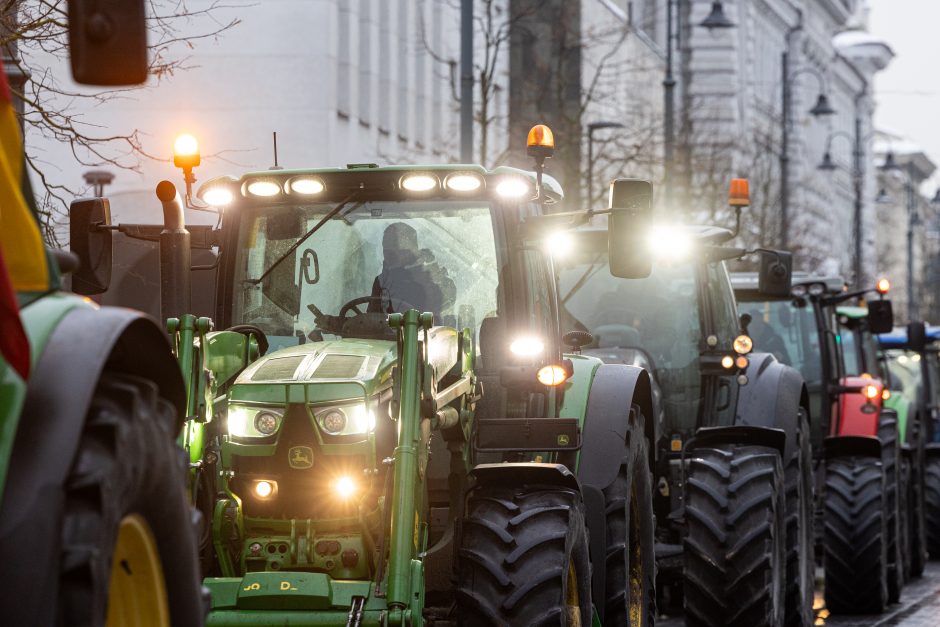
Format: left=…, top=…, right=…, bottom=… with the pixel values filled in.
left=868, top=0, right=940, bottom=190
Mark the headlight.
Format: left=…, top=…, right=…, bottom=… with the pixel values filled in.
left=495, top=177, right=529, bottom=198
left=315, top=403, right=376, bottom=436
left=227, top=405, right=284, bottom=438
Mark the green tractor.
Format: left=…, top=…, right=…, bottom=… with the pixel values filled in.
left=556, top=179, right=812, bottom=627
left=0, top=3, right=205, bottom=626
left=71, top=127, right=659, bottom=625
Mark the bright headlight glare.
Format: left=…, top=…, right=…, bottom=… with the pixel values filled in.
left=647, top=225, right=692, bottom=261
left=254, top=480, right=275, bottom=499
left=401, top=174, right=438, bottom=192
left=289, top=177, right=325, bottom=195
left=537, top=364, right=568, bottom=386
left=445, top=173, right=483, bottom=192
left=315, top=403, right=376, bottom=436
left=201, top=186, right=234, bottom=206
left=335, top=476, right=357, bottom=499
left=733, top=335, right=753, bottom=355
left=509, top=336, right=544, bottom=357
left=721, top=355, right=734, bottom=369
left=863, top=384, right=879, bottom=400
left=246, top=180, right=282, bottom=197
left=545, top=231, right=573, bottom=257
left=495, top=178, right=529, bottom=198
left=227, top=405, right=284, bottom=438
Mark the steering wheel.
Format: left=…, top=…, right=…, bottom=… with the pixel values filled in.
left=225, top=324, right=269, bottom=356
left=338, top=295, right=417, bottom=319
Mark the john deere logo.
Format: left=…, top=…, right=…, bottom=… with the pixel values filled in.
left=557, top=434, right=570, bottom=446
left=288, top=446, right=314, bottom=469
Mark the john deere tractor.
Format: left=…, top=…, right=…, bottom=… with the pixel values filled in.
left=556, top=180, right=812, bottom=627
left=733, top=273, right=910, bottom=615
left=71, top=127, right=659, bottom=625
left=0, top=3, right=205, bottom=626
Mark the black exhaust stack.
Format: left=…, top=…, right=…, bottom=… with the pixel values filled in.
left=156, top=180, right=191, bottom=324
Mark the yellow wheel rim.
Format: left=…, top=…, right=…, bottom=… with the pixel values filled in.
left=566, top=559, right=582, bottom=627
left=105, top=514, right=170, bottom=627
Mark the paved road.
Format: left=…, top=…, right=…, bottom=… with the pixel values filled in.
left=657, top=562, right=940, bottom=626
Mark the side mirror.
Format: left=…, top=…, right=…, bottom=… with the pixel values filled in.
left=758, top=250, right=792, bottom=296
left=607, top=179, right=653, bottom=279
left=908, top=320, right=926, bottom=352
left=68, top=1, right=149, bottom=86
left=867, top=300, right=894, bottom=335
left=69, top=198, right=113, bottom=295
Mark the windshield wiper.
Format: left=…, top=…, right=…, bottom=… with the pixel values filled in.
left=248, top=193, right=362, bottom=285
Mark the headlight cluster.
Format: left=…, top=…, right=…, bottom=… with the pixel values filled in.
left=791, top=282, right=826, bottom=297
left=314, top=403, right=376, bottom=436
left=227, top=405, right=285, bottom=438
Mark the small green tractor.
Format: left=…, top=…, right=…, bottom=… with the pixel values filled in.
left=0, top=3, right=205, bottom=626
left=71, top=127, right=659, bottom=625
left=556, top=180, right=812, bottom=627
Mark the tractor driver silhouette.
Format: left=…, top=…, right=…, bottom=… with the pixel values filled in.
left=369, top=222, right=453, bottom=319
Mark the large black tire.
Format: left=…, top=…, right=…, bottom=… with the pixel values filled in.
left=456, top=486, right=592, bottom=626
left=926, top=456, right=940, bottom=558
left=823, top=456, right=887, bottom=614
left=878, top=412, right=904, bottom=602
left=783, top=412, right=814, bottom=627
left=602, top=412, right=656, bottom=626
left=58, top=373, right=205, bottom=626
left=683, top=445, right=785, bottom=627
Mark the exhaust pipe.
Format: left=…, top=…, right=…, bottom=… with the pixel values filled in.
left=156, top=180, right=191, bottom=324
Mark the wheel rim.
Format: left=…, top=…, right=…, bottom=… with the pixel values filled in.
left=566, top=559, right=582, bottom=627
left=628, top=477, right=648, bottom=625
left=105, top=514, right=170, bottom=627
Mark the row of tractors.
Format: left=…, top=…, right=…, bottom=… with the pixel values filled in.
left=2, top=5, right=939, bottom=626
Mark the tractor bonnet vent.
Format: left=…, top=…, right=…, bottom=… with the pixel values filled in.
left=252, top=356, right=306, bottom=381
left=312, top=354, right=367, bottom=379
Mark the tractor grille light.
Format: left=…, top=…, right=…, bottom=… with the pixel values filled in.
left=228, top=405, right=284, bottom=438
left=401, top=174, right=438, bottom=192
left=495, top=178, right=529, bottom=198
left=863, top=384, right=880, bottom=400
left=721, top=355, right=734, bottom=369
left=201, top=186, right=234, bottom=206
left=289, top=178, right=325, bottom=195
left=315, top=404, right=376, bottom=436
left=320, top=409, right=347, bottom=434
left=247, top=180, right=282, bottom=197
left=537, top=364, right=568, bottom=386
left=254, top=480, right=275, bottom=499
left=510, top=336, right=544, bottom=357
left=254, top=411, right=280, bottom=436
left=335, top=476, right=357, bottom=499
left=445, top=173, right=483, bottom=192
left=733, top=335, right=753, bottom=355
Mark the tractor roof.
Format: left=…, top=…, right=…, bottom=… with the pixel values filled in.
left=878, top=326, right=940, bottom=348
left=199, top=164, right=564, bottom=205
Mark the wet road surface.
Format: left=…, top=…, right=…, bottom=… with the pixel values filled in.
left=657, top=562, right=940, bottom=626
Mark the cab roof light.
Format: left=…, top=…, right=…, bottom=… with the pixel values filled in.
left=876, top=277, right=891, bottom=295
left=401, top=173, right=439, bottom=192
left=728, top=178, right=750, bottom=207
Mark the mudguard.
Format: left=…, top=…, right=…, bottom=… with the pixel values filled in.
left=735, top=352, right=808, bottom=463
left=689, top=425, right=786, bottom=457
left=577, top=364, right=654, bottom=488
left=0, top=305, right=185, bottom=620
left=823, top=435, right=882, bottom=459
left=470, top=461, right=581, bottom=492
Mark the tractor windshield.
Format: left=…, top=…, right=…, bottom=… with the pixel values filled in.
left=558, top=252, right=703, bottom=431
left=232, top=200, right=499, bottom=349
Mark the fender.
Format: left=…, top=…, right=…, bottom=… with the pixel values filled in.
left=735, top=352, right=808, bottom=463
left=470, top=461, right=582, bottom=492
left=688, top=425, right=786, bottom=457
left=0, top=305, right=185, bottom=620
left=577, top=364, right=654, bottom=490
left=823, top=435, right=882, bottom=459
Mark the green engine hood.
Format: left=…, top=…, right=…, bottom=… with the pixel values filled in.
left=229, top=328, right=459, bottom=406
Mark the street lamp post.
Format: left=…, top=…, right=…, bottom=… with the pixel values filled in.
left=663, top=0, right=733, bottom=208
left=586, top=121, right=624, bottom=208
left=881, top=153, right=920, bottom=320
left=780, top=11, right=835, bottom=249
